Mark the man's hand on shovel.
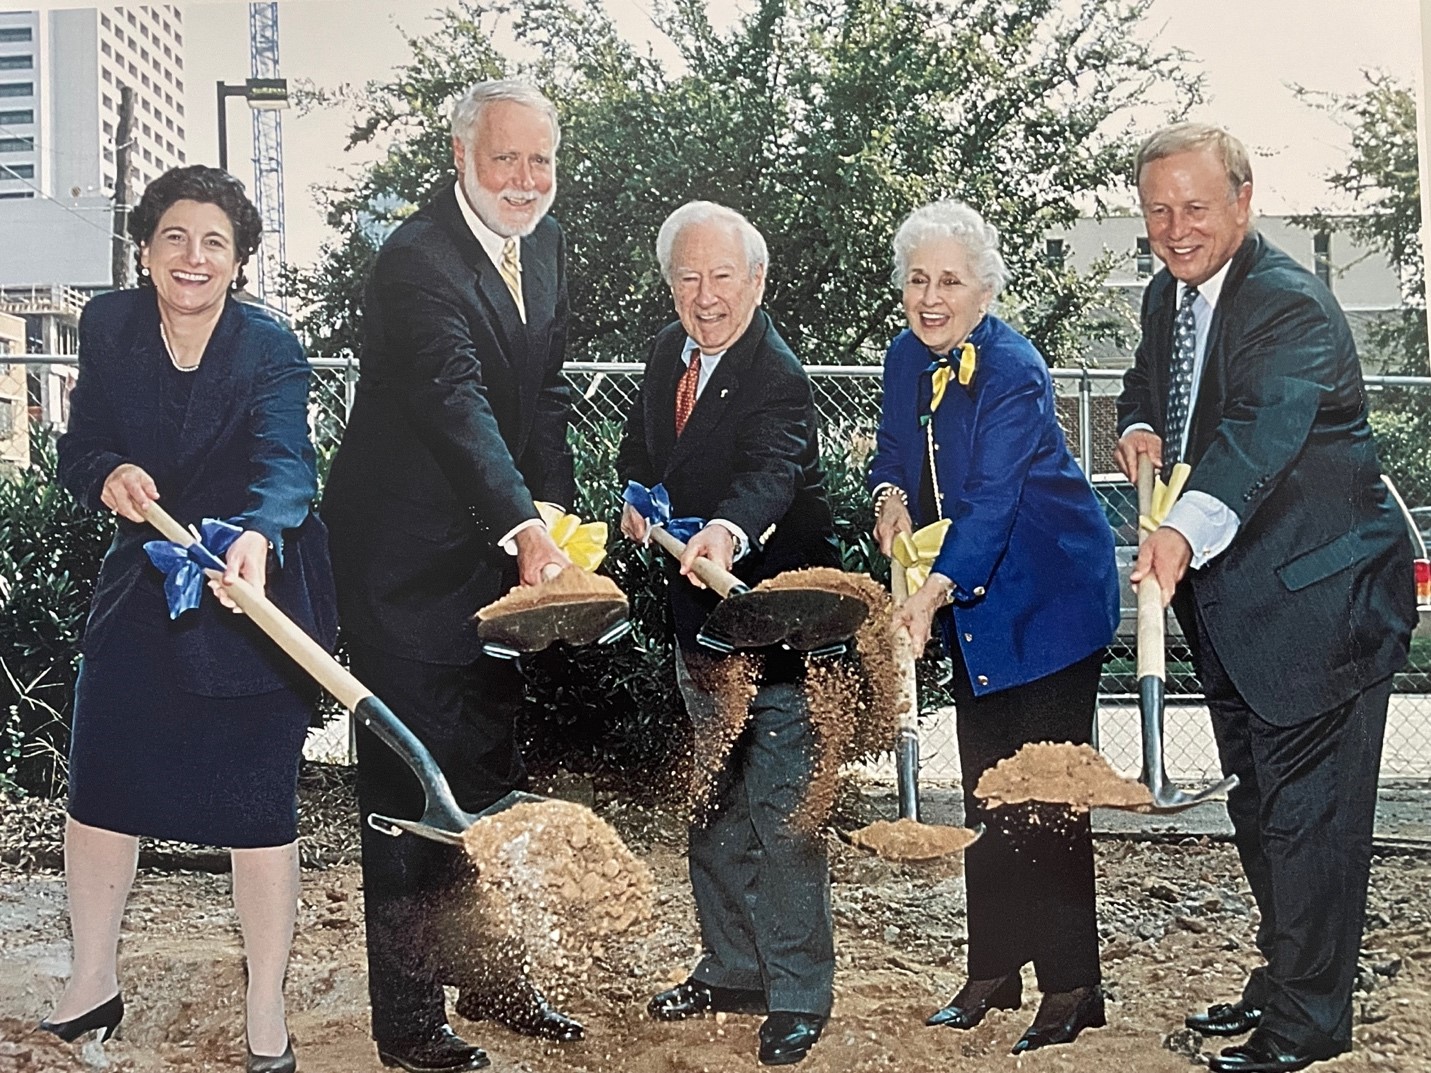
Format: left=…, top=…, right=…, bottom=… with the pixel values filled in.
left=678, top=525, right=734, bottom=589
left=514, top=524, right=571, bottom=586
left=1129, top=528, right=1191, bottom=610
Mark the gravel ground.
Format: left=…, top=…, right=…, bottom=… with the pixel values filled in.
left=2, top=766, right=1429, bottom=1072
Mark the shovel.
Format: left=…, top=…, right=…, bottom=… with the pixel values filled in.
left=475, top=566, right=631, bottom=660
left=891, top=559, right=923, bottom=821
left=843, top=557, right=980, bottom=860
left=141, top=501, right=539, bottom=846
left=645, top=526, right=867, bottom=654
left=1134, top=457, right=1238, bottom=812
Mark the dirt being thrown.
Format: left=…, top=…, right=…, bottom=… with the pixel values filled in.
left=848, top=817, right=980, bottom=861
left=454, top=799, right=655, bottom=999
left=975, top=741, right=1153, bottom=812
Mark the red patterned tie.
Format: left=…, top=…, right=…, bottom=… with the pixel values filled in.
left=674, top=352, right=702, bottom=436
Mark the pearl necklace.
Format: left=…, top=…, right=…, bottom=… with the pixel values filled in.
left=159, top=321, right=200, bottom=373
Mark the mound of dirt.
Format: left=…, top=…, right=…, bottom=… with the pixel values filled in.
left=974, top=742, right=1153, bottom=812
left=456, top=799, right=655, bottom=996
left=847, top=818, right=980, bottom=861
left=474, top=567, right=625, bottom=618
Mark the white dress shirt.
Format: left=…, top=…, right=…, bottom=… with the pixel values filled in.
left=1122, top=258, right=1240, bottom=568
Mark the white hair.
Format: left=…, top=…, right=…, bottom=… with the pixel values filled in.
left=450, top=79, right=561, bottom=149
left=891, top=200, right=1008, bottom=297
left=655, top=201, right=768, bottom=282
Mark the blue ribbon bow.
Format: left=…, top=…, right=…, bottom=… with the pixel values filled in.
left=622, top=481, right=706, bottom=543
left=143, top=518, right=245, bottom=619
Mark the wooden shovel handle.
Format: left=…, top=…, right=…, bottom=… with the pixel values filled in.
left=140, top=501, right=372, bottom=711
left=647, top=525, right=746, bottom=598
left=1134, top=457, right=1166, bottom=681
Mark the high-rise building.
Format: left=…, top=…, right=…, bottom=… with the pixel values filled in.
left=0, top=5, right=186, bottom=291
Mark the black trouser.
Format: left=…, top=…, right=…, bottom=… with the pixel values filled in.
left=1195, top=607, right=1390, bottom=1056
left=349, top=638, right=528, bottom=1045
left=676, top=650, right=836, bottom=1017
left=951, top=643, right=1104, bottom=994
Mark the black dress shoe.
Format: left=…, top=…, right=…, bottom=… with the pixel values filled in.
left=454, top=988, right=584, bottom=1042
left=1209, top=1030, right=1339, bottom=1073
left=926, top=973, right=1021, bottom=1029
left=758, top=1012, right=826, bottom=1066
left=377, top=1025, right=490, bottom=1072
left=648, top=978, right=767, bottom=1021
left=1011, top=985, right=1106, bottom=1054
left=246, top=1038, right=297, bottom=1073
left=1187, top=999, right=1264, bottom=1036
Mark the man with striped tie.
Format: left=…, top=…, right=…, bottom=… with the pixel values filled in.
left=617, top=202, right=841, bottom=1066
left=1115, top=123, right=1415, bottom=1073
left=323, top=79, right=581, bottom=1071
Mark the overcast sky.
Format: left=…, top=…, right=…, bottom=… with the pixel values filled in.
left=15, top=0, right=1427, bottom=268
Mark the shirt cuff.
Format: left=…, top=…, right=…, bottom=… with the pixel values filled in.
left=1120, top=422, right=1155, bottom=438
left=1162, top=491, right=1239, bottom=569
left=498, top=517, right=545, bottom=555
left=707, top=518, right=749, bottom=561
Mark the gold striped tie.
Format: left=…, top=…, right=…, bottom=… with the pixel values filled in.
left=499, top=238, right=524, bottom=313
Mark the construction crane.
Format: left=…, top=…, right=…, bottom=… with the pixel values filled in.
left=247, top=3, right=286, bottom=311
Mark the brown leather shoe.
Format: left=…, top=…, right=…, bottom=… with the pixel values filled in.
left=926, top=973, right=1022, bottom=1029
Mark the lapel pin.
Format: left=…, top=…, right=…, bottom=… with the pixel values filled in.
left=720, top=388, right=729, bottom=398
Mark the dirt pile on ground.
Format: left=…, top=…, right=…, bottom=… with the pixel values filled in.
left=455, top=799, right=655, bottom=999
left=975, top=742, right=1153, bottom=812
left=847, top=818, right=979, bottom=861
left=0, top=1021, right=133, bottom=1072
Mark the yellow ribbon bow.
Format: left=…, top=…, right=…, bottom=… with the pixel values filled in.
left=892, top=519, right=953, bottom=595
left=929, top=342, right=977, bottom=413
left=1138, top=462, right=1192, bottom=533
left=535, top=501, right=609, bottom=572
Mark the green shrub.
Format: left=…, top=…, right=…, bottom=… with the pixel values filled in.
left=0, top=427, right=113, bottom=796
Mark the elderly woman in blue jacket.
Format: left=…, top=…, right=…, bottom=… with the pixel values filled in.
left=870, top=200, right=1119, bottom=1055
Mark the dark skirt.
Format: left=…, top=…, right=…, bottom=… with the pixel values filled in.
left=67, top=600, right=310, bottom=849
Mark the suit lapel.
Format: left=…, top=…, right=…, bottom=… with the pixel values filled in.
left=661, top=312, right=766, bottom=480
left=1187, top=234, right=1261, bottom=463
left=431, top=187, right=530, bottom=377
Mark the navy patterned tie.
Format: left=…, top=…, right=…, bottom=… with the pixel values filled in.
left=1163, top=285, right=1199, bottom=479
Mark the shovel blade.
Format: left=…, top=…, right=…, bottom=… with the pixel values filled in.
left=700, top=588, right=867, bottom=652
left=477, top=596, right=629, bottom=654
left=1137, top=674, right=1239, bottom=813
left=365, top=790, right=549, bottom=845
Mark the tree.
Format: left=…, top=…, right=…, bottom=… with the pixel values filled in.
left=1296, top=74, right=1431, bottom=504
left=287, top=0, right=1199, bottom=366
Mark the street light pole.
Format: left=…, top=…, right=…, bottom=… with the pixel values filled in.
left=216, top=78, right=287, bottom=173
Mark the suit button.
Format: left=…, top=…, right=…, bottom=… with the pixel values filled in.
left=972, top=586, right=986, bottom=597
left=963, top=632, right=973, bottom=642
left=977, top=674, right=989, bottom=686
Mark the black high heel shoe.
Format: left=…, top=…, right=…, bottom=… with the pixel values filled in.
left=38, top=992, right=125, bottom=1042
left=247, top=1037, right=296, bottom=1073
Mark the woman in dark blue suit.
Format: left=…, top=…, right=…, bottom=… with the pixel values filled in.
left=46, top=166, right=335, bottom=1073
left=869, top=200, right=1119, bottom=1055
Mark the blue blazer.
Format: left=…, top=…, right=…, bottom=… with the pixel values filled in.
left=869, top=316, right=1118, bottom=695
left=58, top=289, right=338, bottom=698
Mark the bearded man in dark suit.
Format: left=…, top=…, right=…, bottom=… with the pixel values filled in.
left=617, top=201, right=840, bottom=1067
left=323, top=80, right=582, bottom=1073
left=1115, top=122, right=1416, bottom=1073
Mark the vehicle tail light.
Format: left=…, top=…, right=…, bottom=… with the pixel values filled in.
left=1416, top=558, right=1431, bottom=611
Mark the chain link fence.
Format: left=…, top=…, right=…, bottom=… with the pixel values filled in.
left=14, top=355, right=1431, bottom=781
